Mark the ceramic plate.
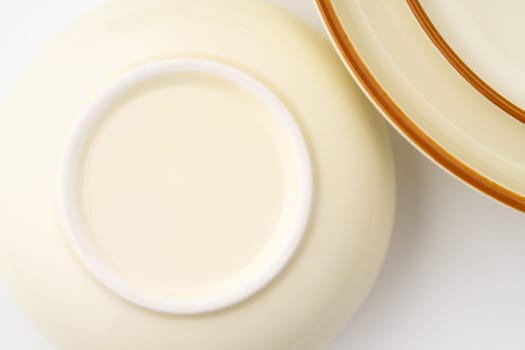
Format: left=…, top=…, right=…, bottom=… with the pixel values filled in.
left=316, top=0, right=525, bottom=211
left=0, top=0, right=395, bottom=349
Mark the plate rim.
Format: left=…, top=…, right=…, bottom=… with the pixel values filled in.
left=315, top=0, right=525, bottom=212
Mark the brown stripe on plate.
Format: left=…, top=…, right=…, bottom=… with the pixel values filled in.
left=315, top=0, right=525, bottom=212
left=407, top=0, right=525, bottom=124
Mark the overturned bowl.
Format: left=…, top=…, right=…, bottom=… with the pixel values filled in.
left=0, top=0, right=395, bottom=349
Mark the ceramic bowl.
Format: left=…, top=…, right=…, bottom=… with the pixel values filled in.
left=0, top=0, right=395, bottom=348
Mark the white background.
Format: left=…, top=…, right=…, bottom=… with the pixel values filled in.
left=0, top=1, right=524, bottom=349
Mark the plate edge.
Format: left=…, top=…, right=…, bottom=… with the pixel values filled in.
left=315, top=0, right=525, bottom=212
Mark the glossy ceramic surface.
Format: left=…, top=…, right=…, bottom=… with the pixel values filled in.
left=316, top=0, right=525, bottom=212
left=0, top=0, right=395, bottom=349
left=410, top=0, right=525, bottom=123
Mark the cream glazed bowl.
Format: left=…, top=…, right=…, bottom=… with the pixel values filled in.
left=0, top=0, right=395, bottom=349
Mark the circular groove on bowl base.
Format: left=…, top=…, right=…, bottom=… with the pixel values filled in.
left=59, top=59, right=314, bottom=314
